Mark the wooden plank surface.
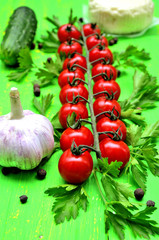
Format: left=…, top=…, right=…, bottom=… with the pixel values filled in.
left=0, top=1, right=159, bottom=239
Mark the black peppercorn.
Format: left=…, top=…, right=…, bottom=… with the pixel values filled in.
left=113, top=37, right=118, bottom=44
left=47, top=57, right=52, bottom=63
left=109, top=39, right=115, bottom=46
left=117, top=69, right=121, bottom=78
left=79, top=17, right=84, bottom=23
left=134, top=188, right=144, bottom=201
left=34, top=87, right=40, bottom=97
left=30, top=42, right=35, bottom=50
left=33, top=83, right=40, bottom=90
left=146, top=200, right=155, bottom=207
left=37, top=169, right=47, bottom=180
left=19, top=195, right=28, bottom=203
left=38, top=43, right=43, bottom=49
left=1, top=167, right=12, bottom=176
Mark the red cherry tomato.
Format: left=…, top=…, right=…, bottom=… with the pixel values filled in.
left=58, top=40, right=82, bottom=57
left=93, top=97, right=121, bottom=122
left=59, top=102, right=88, bottom=129
left=57, top=24, right=81, bottom=42
left=60, top=126, right=94, bottom=152
left=58, top=69, right=85, bottom=88
left=59, top=83, right=88, bottom=105
left=92, top=63, right=117, bottom=82
left=93, top=79, right=121, bottom=100
left=96, top=117, right=127, bottom=142
left=86, top=34, right=108, bottom=50
left=89, top=46, right=113, bottom=66
left=99, top=138, right=130, bottom=169
left=63, top=53, right=87, bottom=74
left=83, top=23, right=101, bottom=37
left=58, top=148, right=93, bottom=184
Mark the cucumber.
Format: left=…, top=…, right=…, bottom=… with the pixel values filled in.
left=0, top=6, right=37, bottom=66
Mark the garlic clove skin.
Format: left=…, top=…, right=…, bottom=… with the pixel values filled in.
left=0, top=88, right=54, bottom=170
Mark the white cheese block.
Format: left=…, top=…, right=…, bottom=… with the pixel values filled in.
left=89, top=0, right=154, bottom=34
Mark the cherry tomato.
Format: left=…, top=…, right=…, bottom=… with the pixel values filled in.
left=59, top=83, right=88, bottom=105
left=59, top=102, right=88, bottom=129
left=93, top=79, right=121, bottom=100
left=89, top=46, right=113, bottom=66
left=58, top=148, right=93, bottom=184
left=86, top=34, right=108, bottom=50
left=99, top=138, right=130, bottom=169
left=58, top=24, right=81, bottom=43
left=63, top=53, right=87, bottom=74
left=83, top=23, right=101, bottom=37
left=60, top=126, right=94, bottom=152
left=92, top=63, right=117, bottom=82
left=58, top=40, right=82, bottom=57
left=58, top=69, right=85, bottom=88
left=96, top=117, right=127, bottom=142
left=93, top=97, right=121, bottom=122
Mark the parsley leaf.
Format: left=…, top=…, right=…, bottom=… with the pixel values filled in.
left=45, top=184, right=88, bottom=224
left=120, top=71, right=159, bottom=125
left=113, top=45, right=151, bottom=72
left=33, top=93, right=53, bottom=116
left=7, top=47, right=33, bottom=82
left=105, top=203, right=159, bottom=240
left=124, top=122, right=159, bottom=190
left=97, top=158, right=123, bottom=177
left=101, top=174, right=134, bottom=205
left=35, top=54, right=63, bottom=87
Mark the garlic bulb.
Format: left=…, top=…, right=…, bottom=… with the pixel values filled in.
left=0, top=87, right=54, bottom=170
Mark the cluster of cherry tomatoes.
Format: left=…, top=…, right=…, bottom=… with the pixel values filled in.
left=55, top=22, right=130, bottom=184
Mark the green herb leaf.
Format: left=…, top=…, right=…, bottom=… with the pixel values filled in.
left=45, top=184, right=88, bottom=224
left=33, top=93, right=53, bottom=116
left=17, top=47, right=33, bottom=69
left=45, top=15, right=61, bottom=28
left=97, top=158, right=123, bottom=177
left=7, top=47, right=33, bottom=82
left=68, top=9, right=77, bottom=25
left=51, top=111, right=63, bottom=129
left=35, top=54, right=63, bottom=87
left=113, top=45, right=151, bottom=72
left=121, top=71, right=159, bottom=112
left=101, top=174, right=134, bottom=205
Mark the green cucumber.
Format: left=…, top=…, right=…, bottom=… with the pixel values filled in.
left=0, top=6, right=37, bottom=66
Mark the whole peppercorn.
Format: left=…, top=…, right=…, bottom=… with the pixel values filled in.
left=38, top=43, right=43, bottom=49
left=1, top=167, right=12, bottom=176
left=34, top=87, right=40, bottom=97
left=134, top=188, right=144, bottom=201
left=30, top=42, right=35, bottom=50
left=47, top=57, right=52, bottom=63
left=109, top=39, right=115, bottom=46
left=79, top=17, right=84, bottom=23
left=37, top=169, right=47, bottom=180
left=19, top=195, right=28, bottom=203
left=113, top=37, right=118, bottom=44
left=33, top=83, right=40, bottom=90
left=117, top=69, right=121, bottom=78
left=146, top=200, right=155, bottom=207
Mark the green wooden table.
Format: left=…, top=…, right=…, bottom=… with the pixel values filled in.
left=0, top=1, right=159, bottom=239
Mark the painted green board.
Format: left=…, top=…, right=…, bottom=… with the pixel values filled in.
left=0, top=0, right=159, bottom=240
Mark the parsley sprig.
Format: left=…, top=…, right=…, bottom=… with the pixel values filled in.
left=33, top=93, right=54, bottom=116
left=7, top=48, right=33, bottom=82
left=120, top=70, right=159, bottom=125
left=113, top=45, right=151, bottom=73
left=35, top=54, right=63, bottom=87
left=45, top=184, right=88, bottom=224
left=124, top=122, right=159, bottom=191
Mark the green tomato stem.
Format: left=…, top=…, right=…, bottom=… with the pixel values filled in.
left=81, top=25, right=102, bottom=160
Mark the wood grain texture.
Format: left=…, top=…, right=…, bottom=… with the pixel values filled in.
left=0, top=0, right=159, bottom=240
